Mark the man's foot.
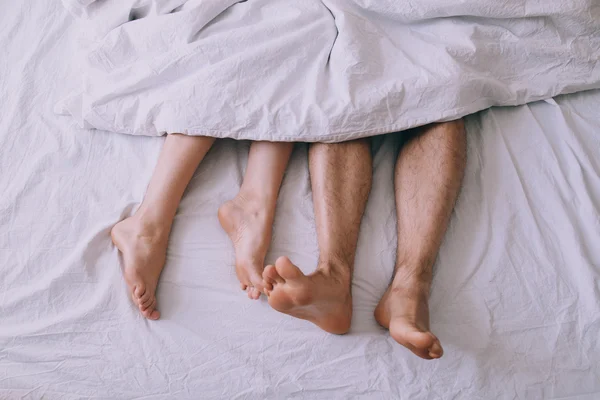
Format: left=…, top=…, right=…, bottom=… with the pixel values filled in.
left=111, top=216, right=169, bottom=320
left=218, top=195, right=274, bottom=299
left=262, top=256, right=352, bottom=334
left=374, top=281, right=443, bottom=360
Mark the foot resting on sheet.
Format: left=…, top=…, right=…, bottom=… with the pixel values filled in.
left=218, top=195, right=274, bottom=299
left=262, top=256, right=352, bottom=334
left=374, top=274, right=443, bottom=360
left=111, top=216, right=168, bottom=320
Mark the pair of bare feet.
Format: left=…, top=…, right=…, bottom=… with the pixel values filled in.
left=261, top=256, right=442, bottom=359
left=110, top=193, right=443, bottom=360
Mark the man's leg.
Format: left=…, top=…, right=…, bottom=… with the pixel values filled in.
left=111, top=134, right=215, bottom=319
left=263, top=140, right=372, bottom=334
left=375, top=120, right=467, bottom=359
left=218, top=141, right=294, bottom=300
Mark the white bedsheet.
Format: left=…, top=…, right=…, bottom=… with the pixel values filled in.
left=2, top=2, right=600, bottom=399
left=57, top=0, right=600, bottom=141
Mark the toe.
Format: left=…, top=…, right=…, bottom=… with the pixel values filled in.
left=140, top=295, right=154, bottom=311
left=247, top=269, right=264, bottom=288
left=134, top=283, right=146, bottom=300
left=263, top=266, right=276, bottom=289
left=249, top=272, right=266, bottom=291
left=263, top=277, right=274, bottom=291
left=138, top=289, right=152, bottom=306
left=429, top=339, right=444, bottom=358
left=142, top=298, right=157, bottom=319
left=143, top=305, right=160, bottom=320
left=148, top=309, right=160, bottom=320
left=412, top=348, right=434, bottom=360
left=264, top=264, right=284, bottom=284
left=248, top=287, right=261, bottom=300
left=139, top=296, right=153, bottom=312
left=275, top=257, right=303, bottom=280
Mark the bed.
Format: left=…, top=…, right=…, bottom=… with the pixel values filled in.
left=1, top=2, right=599, bottom=399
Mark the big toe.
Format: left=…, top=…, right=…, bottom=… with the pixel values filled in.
left=427, top=338, right=444, bottom=358
left=145, top=308, right=160, bottom=320
left=275, top=257, right=303, bottom=280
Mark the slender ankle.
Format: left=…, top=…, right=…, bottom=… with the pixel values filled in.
left=235, top=187, right=277, bottom=211
left=133, top=206, right=173, bottom=239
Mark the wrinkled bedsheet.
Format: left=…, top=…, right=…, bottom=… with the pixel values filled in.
left=57, top=0, right=600, bottom=141
left=2, top=2, right=600, bottom=399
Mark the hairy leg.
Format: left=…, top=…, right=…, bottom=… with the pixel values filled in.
left=375, top=120, right=467, bottom=359
left=263, top=140, right=372, bottom=334
left=219, top=141, right=294, bottom=299
left=112, top=134, right=215, bottom=319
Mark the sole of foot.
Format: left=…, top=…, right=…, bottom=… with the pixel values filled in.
left=262, top=256, right=352, bottom=335
left=218, top=196, right=273, bottom=299
left=374, top=285, right=443, bottom=360
left=111, top=216, right=168, bottom=320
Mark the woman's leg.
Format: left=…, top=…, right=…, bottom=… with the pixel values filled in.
left=111, top=134, right=216, bottom=319
left=218, top=141, right=294, bottom=299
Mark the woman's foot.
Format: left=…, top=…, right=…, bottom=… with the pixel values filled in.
left=111, top=216, right=169, bottom=320
left=374, top=278, right=443, bottom=360
left=262, top=257, right=352, bottom=334
left=218, top=194, right=274, bottom=299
